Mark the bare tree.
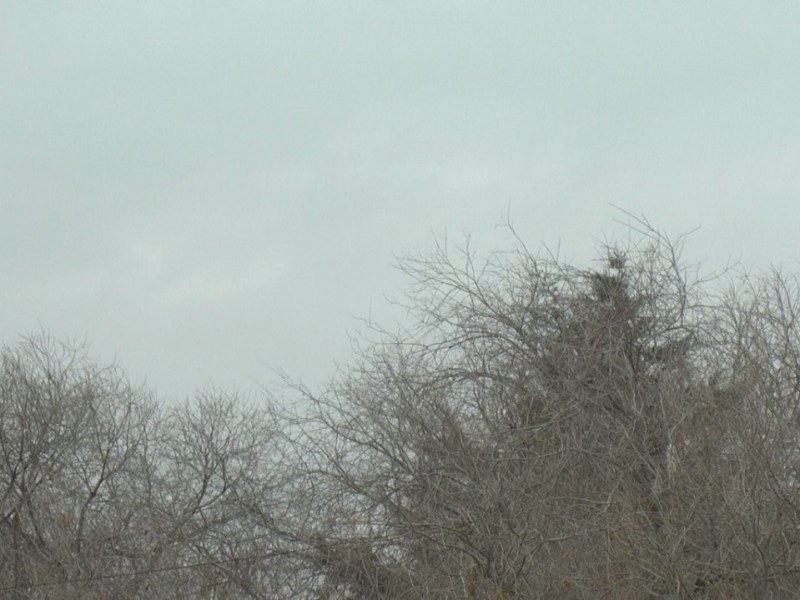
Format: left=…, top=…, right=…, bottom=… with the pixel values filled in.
left=0, top=334, right=157, bottom=599
left=148, top=388, right=290, bottom=599
left=275, top=223, right=800, bottom=598
left=0, top=337, right=290, bottom=599
left=6, top=221, right=800, bottom=599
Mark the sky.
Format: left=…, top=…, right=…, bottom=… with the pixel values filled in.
left=2, top=2, right=799, bottom=400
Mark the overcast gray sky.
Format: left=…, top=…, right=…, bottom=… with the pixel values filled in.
left=2, top=2, right=799, bottom=398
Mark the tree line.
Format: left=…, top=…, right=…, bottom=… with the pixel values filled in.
left=3, top=222, right=800, bottom=598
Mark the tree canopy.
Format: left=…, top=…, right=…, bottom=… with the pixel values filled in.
left=3, top=223, right=800, bottom=598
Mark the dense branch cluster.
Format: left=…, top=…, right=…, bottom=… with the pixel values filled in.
left=3, top=225, right=800, bottom=598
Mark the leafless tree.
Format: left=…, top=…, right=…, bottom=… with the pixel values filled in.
left=6, top=221, right=800, bottom=599
left=0, top=336, right=289, bottom=599
left=275, top=222, right=800, bottom=599
left=0, top=334, right=157, bottom=599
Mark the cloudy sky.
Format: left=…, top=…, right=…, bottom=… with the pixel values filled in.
left=2, top=2, right=799, bottom=399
